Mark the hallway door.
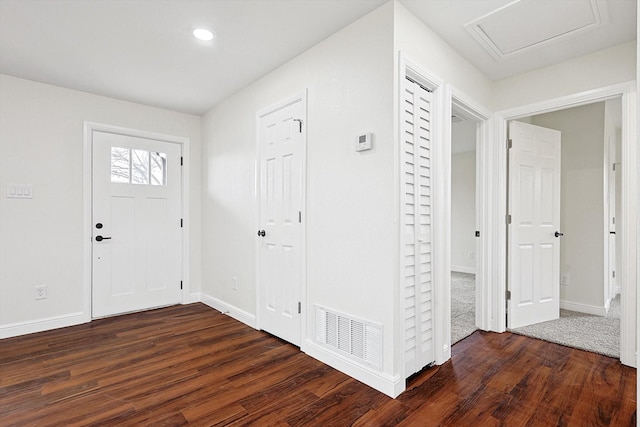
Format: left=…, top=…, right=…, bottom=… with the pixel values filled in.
left=257, top=96, right=305, bottom=346
left=507, top=121, right=561, bottom=329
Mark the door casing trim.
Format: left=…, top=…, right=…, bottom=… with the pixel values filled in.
left=491, top=81, right=637, bottom=367
left=83, top=121, right=190, bottom=320
left=450, top=87, right=492, bottom=333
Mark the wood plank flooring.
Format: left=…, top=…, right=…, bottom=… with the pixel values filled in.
left=0, top=303, right=635, bottom=426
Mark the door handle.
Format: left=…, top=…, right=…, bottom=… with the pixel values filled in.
left=554, top=231, right=564, bottom=238
left=95, top=235, right=112, bottom=242
left=257, top=230, right=266, bottom=237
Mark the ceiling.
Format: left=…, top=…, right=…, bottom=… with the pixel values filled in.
left=0, top=0, right=636, bottom=115
left=403, top=0, right=636, bottom=81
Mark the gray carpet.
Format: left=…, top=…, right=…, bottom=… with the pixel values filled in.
left=451, top=272, right=478, bottom=344
left=451, top=272, right=621, bottom=358
left=511, top=295, right=620, bottom=358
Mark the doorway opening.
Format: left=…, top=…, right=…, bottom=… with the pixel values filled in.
left=83, top=122, right=191, bottom=321
left=450, top=108, right=480, bottom=344
left=506, top=98, right=623, bottom=359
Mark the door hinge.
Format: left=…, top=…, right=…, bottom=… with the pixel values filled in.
left=293, top=118, right=303, bottom=133
left=475, top=230, right=480, bottom=237
left=506, top=290, right=511, bottom=300
left=298, top=211, right=302, bottom=223
left=506, top=214, right=512, bottom=224
left=613, top=163, right=617, bottom=171
left=180, top=280, right=183, bottom=290
left=507, top=139, right=513, bottom=149
left=612, top=217, right=615, bottom=225
left=612, top=270, right=616, bottom=278
left=298, top=302, right=301, bottom=314
left=180, top=157, right=184, bottom=166
left=180, top=218, right=183, bottom=228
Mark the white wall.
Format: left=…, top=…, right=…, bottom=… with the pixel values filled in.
left=0, top=74, right=202, bottom=335
left=392, top=0, right=495, bottom=368
left=530, top=103, right=606, bottom=311
left=451, top=150, right=476, bottom=273
left=201, top=1, right=398, bottom=392
left=393, top=2, right=494, bottom=109
left=451, top=119, right=477, bottom=273
left=494, top=41, right=636, bottom=111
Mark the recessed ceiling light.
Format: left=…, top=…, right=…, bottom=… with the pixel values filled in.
left=193, top=28, right=215, bottom=41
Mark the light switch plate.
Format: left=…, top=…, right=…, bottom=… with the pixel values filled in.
left=7, top=184, right=33, bottom=199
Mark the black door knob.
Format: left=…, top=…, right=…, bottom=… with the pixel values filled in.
left=555, top=231, right=564, bottom=238
left=257, top=230, right=266, bottom=237
left=95, top=235, right=112, bottom=242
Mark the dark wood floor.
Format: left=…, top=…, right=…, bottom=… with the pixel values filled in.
left=0, top=303, right=635, bottom=426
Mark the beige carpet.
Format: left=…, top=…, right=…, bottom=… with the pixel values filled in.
left=511, top=295, right=620, bottom=358
left=451, top=271, right=620, bottom=358
left=451, top=272, right=477, bottom=344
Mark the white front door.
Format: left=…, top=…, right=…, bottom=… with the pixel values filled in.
left=507, top=121, right=561, bottom=329
left=257, top=96, right=304, bottom=346
left=92, top=131, right=182, bottom=318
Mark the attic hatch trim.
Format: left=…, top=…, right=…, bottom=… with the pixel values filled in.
left=463, top=0, right=609, bottom=61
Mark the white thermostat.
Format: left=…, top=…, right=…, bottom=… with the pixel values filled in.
left=356, top=133, right=373, bottom=152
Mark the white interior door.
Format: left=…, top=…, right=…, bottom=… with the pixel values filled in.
left=257, top=97, right=304, bottom=346
left=402, top=78, right=435, bottom=377
left=507, top=121, right=561, bottom=329
left=92, top=131, right=182, bottom=318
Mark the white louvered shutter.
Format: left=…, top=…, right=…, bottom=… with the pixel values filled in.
left=402, top=78, right=435, bottom=377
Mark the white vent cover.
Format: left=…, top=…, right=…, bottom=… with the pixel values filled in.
left=314, top=305, right=382, bottom=371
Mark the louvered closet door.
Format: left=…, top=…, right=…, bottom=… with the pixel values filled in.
left=402, top=78, right=435, bottom=378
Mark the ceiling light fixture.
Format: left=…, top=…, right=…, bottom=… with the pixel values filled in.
left=193, top=28, right=215, bottom=41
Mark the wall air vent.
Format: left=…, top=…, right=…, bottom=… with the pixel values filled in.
left=464, top=0, right=609, bottom=60
left=314, top=305, right=382, bottom=371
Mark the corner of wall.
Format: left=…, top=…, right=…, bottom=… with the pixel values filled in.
left=200, top=292, right=257, bottom=329
left=302, top=338, right=405, bottom=398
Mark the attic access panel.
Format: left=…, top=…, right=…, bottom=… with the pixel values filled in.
left=464, top=0, right=608, bottom=60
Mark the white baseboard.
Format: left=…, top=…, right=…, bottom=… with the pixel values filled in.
left=302, top=338, right=404, bottom=398
left=185, top=292, right=201, bottom=304
left=0, top=295, right=253, bottom=340
left=560, top=300, right=606, bottom=316
left=0, top=312, right=88, bottom=339
left=451, top=266, right=476, bottom=274
left=200, top=293, right=257, bottom=329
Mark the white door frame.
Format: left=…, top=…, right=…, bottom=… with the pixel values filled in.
left=254, top=91, right=308, bottom=346
left=82, top=122, right=191, bottom=320
left=451, top=89, right=492, bottom=332
left=490, top=82, right=637, bottom=367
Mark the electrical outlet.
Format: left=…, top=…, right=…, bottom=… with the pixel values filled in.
left=561, top=274, right=569, bottom=286
left=468, top=251, right=475, bottom=260
left=232, top=277, right=238, bottom=290
left=35, top=285, right=47, bottom=300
